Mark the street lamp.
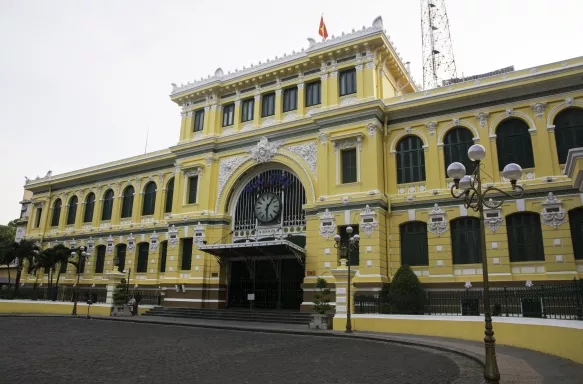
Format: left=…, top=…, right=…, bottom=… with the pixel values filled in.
left=447, top=144, right=524, bottom=384
left=70, top=246, right=90, bottom=316
left=333, top=226, right=360, bottom=334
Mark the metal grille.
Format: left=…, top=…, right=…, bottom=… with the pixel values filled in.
left=233, top=169, right=306, bottom=234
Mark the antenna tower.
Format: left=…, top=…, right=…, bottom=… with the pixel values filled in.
left=421, top=0, right=458, bottom=89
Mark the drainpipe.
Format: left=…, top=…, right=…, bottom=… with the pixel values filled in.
left=382, top=113, right=392, bottom=282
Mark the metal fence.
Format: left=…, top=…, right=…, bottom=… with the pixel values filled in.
left=0, top=286, right=107, bottom=303
left=354, top=280, right=583, bottom=320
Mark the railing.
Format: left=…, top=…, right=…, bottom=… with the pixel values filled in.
left=354, top=280, right=583, bottom=320
left=0, top=286, right=107, bottom=304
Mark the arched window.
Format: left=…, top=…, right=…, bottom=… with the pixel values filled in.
left=137, top=243, right=149, bottom=273
left=451, top=217, right=482, bottom=264
left=181, top=238, right=193, bottom=271
left=116, top=244, right=127, bottom=272
left=569, top=208, right=583, bottom=260
left=400, top=221, right=428, bottom=266
left=95, top=245, right=106, bottom=274
left=444, top=127, right=475, bottom=176
left=554, top=108, right=583, bottom=164
left=496, top=118, right=535, bottom=170
left=121, top=186, right=134, bottom=218
left=160, top=240, right=168, bottom=272
left=78, top=253, right=86, bottom=274
left=165, top=178, right=174, bottom=213
left=83, top=193, right=95, bottom=223
left=142, top=182, right=156, bottom=216
left=51, top=199, right=62, bottom=227
left=506, top=213, right=545, bottom=262
left=101, top=189, right=114, bottom=221
left=396, top=136, right=426, bottom=184
left=66, top=196, right=78, bottom=225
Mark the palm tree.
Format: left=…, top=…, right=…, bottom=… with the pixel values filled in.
left=0, top=246, right=14, bottom=287
left=53, top=244, right=71, bottom=290
left=12, top=239, right=40, bottom=296
left=35, top=248, right=61, bottom=299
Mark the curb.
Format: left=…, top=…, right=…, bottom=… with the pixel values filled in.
left=91, top=315, right=486, bottom=368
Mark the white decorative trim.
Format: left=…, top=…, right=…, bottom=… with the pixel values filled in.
left=541, top=192, right=567, bottom=229
left=168, top=225, right=179, bottom=248
left=389, top=128, right=429, bottom=152
left=546, top=97, right=583, bottom=127
left=193, top=222, right=205, bottom=248
left=105, top=235, right=114, bottom=256
left=319, top=209, right=336, bottom=239
left=531, top=102, right=547, bottom=119
left=318, top=132, right=328, bottom=145
left=437, top=120, right=480, bottom=144
left=249, top=136, right=283, bottom=163
left=127, top=233, right=136, bottom=253
left=483, top=208, right=503, bottom=233
left=339, top=95, right=358, bottom=106
left=427, top=204, right=448, bottom=236
left=367, top=122, right=382, bottom=138
left=488, top=109, right=536, bottom=137
left=476, top=112, right=489, bottom=129
left=426, top=122, right=437, bottom=136
left=360, top=205, right=378, bottom=237
left=284, top=141, right=317, bottom=177
left=86, top=237, right=95, bottom=254
left=149, top=231, right=159, bottom=252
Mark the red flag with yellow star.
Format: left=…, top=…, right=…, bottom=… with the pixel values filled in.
left=319, top=16, right=328, bottom=40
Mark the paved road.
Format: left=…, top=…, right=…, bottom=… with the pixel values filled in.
left=0, top=317, right=481, bottom=384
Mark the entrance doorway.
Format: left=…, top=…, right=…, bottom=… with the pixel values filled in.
left=228, top=258, right=304, bottom=310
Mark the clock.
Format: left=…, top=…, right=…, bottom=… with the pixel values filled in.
left=254, top=192, right=281, bottom=223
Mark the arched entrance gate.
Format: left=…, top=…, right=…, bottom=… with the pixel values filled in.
left=199, top=168, right=307, bottom=310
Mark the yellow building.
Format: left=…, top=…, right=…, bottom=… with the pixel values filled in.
left=19, top=16, right=583, bottom=311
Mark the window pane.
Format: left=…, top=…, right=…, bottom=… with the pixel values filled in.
left=396, top=136, right=426, bottom=184
left=554, top=108, right=583, bottom=163
left=283, top=87, right=297, bottom=112
left=194, top=110, right=205, bottom=132
left=137, top=243, right=149, bottom=273
left=222, top=104, right=234, bottom=127
left=188, top=176, right=198, bottom=204
left=444, top=127, right=475, bottom=176
left=84, top=194, right=95, bottom=223
left=181, top=238, right=193, bottom=270
left=339, top=69, right=356, bottom=96
left=306, top=81, right=321, bottom=107
left=121, top=187, right=134, bottom=218
left=116, top=244, right=126, bottom=272
left=496, top=119, right=535, bottom=170
left=95, top=246, right=105, bottom=274
left=142, top=183, right=156, bottom=215
left=341, top=148, right=357, bottom=183
left=261, top=93, right=275, bottom=117
left=242, top=99, right=254, bottom=122
left=66, top=197, right=77, bottom=225
left=451, top=218, right=482, bottom=264
left=506, top=213, right=545, bottom=262
left=400, top=222, right=429, bottom=266
left=51, top=200, right=61, bottom=227
left=101, top=190, right=114, bottom=221
left=165, top=179, right=174, bottom=213
left=160, top=241, right=168, bottom=272
left=570, top=208, right=583, bottom=260
left=35, top=208, right=43, bottom=228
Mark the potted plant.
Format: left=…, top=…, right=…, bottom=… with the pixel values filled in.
left=309, top=277, right=334, bottom=329
left=111, top=278, right=131, bottom=316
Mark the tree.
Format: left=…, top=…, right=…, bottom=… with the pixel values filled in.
left=312, top=278, right=333, bottom=314
left=34, top=248, right=60, bottom=295
left=0, top=247, right=14, bottom=286
left=0, top=222, right=17, bottom=285
left=113, top=279, right=129, bottom=305
left=388, top=265, right=425, bottom=314
left=12, top=239, right=40, bottom=295
left=53, top=244, right=71, bottom=289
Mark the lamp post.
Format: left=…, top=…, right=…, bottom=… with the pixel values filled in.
left=70, top=246, right=90, bottom=316
left=447, top=144, right=524, bottom=384
left=333, top=226, right=360, bottom=334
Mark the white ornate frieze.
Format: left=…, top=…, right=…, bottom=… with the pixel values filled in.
left=193, top=222, right=206, bottom=248
left=541, top=192, right=567, bottom=229
left=367, top=122, right=382, bottom=138
left=127, top=233, right=136, bottom=253
left=285, top=142, right=317, bottom=177
left=476, top=112, right=489, bottom=129
left=168, top=225, right=179, bottom=248
left=69, top=238, right=77, bottom=249
left=86, top=237, right=95, bottom=254
left=531, top=102, right=547, bottom=119
left=333, top=136, right=363, bottom=154
left=318, top=132, right=328, bottom=145
left=106, top=235, right=114, bottom=256
left=249, top=136, right=282, bottom=163
left=426, top=122, right=437, bottom=136
left=150, top=231, right=160, bottom=252
left=360, top=205, right=378, bottom=237
left=339, top=95, right=358, bottom=106
left=483, top=208, right=503, bottom=233
left=427, top=203, right=448, bottom=236
left=319, top=209, right=336, bottom=239
left=261, top=117, right=277, bottom=128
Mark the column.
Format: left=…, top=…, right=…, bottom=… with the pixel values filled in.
left=202, top=105, right=211, bottom=133
left=57, top=201, right=67, bottom=230
left=111, top=193, right=122, bottom=226
left=92, top=195, right=103, bottom=229
left=233, top=100, right=241, bottom=131
left=179, top=112, right=193, bottom=142
left=362, top=61, right=376, bottom=99
left=355, top=64, right=365, bottom=99
left=131, top=182, right=142, bottom=226
left=253, top=94, right=261, bottom=127
left=320, top=74, right=329, bottom=107
left=297, top=83, right=305, bottom=116
left=327, top=72, right=338, bottom=107
left=153, top=185, right=165, bottom=222
left=274, top=89, right=283, bottom=121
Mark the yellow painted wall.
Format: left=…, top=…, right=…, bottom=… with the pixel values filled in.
left=0, top=300, right=154, bottom=316
left=333, top=315, right=583, bottom=364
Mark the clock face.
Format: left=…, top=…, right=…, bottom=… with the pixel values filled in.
left=254, top=192, right=281, bottom=223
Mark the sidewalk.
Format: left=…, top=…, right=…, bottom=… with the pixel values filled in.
left=93, top=314, right=583, bottom=384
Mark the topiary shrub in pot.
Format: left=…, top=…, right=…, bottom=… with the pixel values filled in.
left=309, top=277, right=334, bottom=329
left=388, top=265, right=425, bottom=314
left=111, top=278, right=131, bottom=316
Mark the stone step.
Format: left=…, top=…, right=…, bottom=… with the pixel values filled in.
left=142, top=307, right=311, bottom=325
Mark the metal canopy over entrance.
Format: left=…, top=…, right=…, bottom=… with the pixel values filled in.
left=200, top=240, right=306, bottom=310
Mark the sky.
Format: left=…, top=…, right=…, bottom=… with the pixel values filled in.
left=0, top=0, right=581, bottom=225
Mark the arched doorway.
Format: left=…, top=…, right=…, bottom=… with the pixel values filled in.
left=202, top=167, right=307, bottom=310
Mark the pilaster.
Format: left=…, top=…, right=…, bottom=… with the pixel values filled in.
left=274, top=89, right=283, bottom=121
left=233, top=100, right=241, bottom=131
left=202, top=105, right=211, bottom=134
left=320, top=74, right=329, bottom=107
left=297, top=83, right=305, bottom=116
left=327, top=72, right=338, bottom=106
left=253, top=94, right=261, bottom=128
left=111, top=194, right=122, bottom=226
left=355, top=64, right=365, bottom=99
left=362, top=61, right=376, bottom=99
left=330, top=262, right=356, bottom=315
